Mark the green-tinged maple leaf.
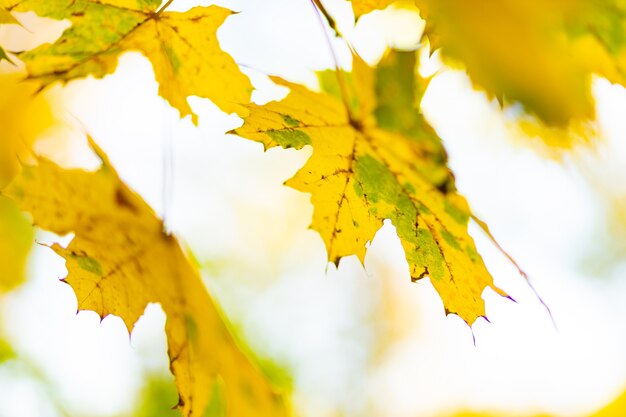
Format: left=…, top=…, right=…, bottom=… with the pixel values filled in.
left=234, top=50, right=507, bottom=325
left=2, top=142, right=288, bottom=417
left=1, top=0, right=252, bottom=122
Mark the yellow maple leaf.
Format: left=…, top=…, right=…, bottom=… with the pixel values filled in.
left=2, top=143, right=288, bottom=417
left=234, top=51, right=506, bottom=325
left=2, top=0, right=252, bottom=122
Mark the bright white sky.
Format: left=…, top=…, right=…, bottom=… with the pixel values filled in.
left=1, top=1, right=626, bottom=417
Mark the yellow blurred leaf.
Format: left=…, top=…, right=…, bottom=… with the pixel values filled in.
left=0, top=197, right=33, bottom=294
left=2, top=0, right=252, bottom=122
left=350, top=0, right=396, bottom=17
left=0, top=74, right=53, bottom=188
left=234, top=51, right=506, bottom=325
left=414, top=0, right=626, bottom=126
left=0, top=73, right=52, bottom=295
left=0, top=6, right=18, bottom=25
left=2, top=143, right=288, bottom=417
left=0, top=335, right=15, bottom=363
left=590, top=389, right=626, bottom=417
left=441, top=387, right=626, bottom=417
left=415, top=0, right=595, bottom=125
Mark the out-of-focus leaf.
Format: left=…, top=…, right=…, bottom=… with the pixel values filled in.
left=0, top=74, right=53, bottom=188
left=0, top=6, right=18, bottom=24
left=352, top=0, right=626, bottom=127
left=0, top=75, right=51, bottom=294
left=133, top=374, right=181, bottom=417
left=415, top=0, right=596, bottom=125
left=2, top=143, right=288, bottom=417
left=0, top=336, right=15, bottom=363
left=0, top=75, right=53, bottom=293
left=1, top=0, right=252, bottom=122
left=0, top=197, right=33, bottom=294
left=0, top=46, right=13, bottom=63
left=350, top=0, right=396, bottom=17
left=590, top=388, right=626, bottom=417
left=234, top=50, right=507, bottom=325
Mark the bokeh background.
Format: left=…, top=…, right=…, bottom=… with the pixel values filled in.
left=1, top=0, right=626, bottom=416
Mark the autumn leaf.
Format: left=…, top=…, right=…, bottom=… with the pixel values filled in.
left=414, top=0, right=600, bottom=125
left=418, top=0, right=626, bottom=126
left=3, top=143, right=288, bottom=417
left=234, top=50, right=506, bottom=325
left=350, top=0, right=626, bottom=126
left=0, top=74, right=53, bottom=294
left=0, top=197, right=33, bottom=294
left=0, top=74, right=54, bottom=188
left=1, top=0, right=252, bottom=122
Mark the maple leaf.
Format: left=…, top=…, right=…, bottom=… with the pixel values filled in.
left=234, top=50, right=507, bottom=325
left=2, top=142, right=288, bottom=417
left=1, top=0, right=252, bottom=122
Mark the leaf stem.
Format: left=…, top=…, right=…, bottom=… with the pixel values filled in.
left=312, top=0, right=340, bottom=37
left=308, top=0, right=356, bottom=124
left=156, top=0, right=175, bottom=15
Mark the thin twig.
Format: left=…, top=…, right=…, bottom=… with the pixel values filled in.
left=161, top=103, right=174, bottom=236
left=308, top=0, right=356, bottom=124
left=312, top=0, right=341, bottom=37
left=471, top=214, right=557, bottom=330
